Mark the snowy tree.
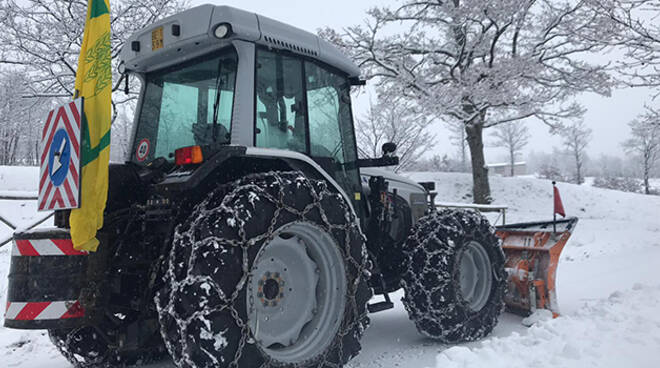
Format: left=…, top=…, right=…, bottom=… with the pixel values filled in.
left=592, top=176, right=641, bottom=193
left=447, top=122, right=469, bottom=172
left=110, top=102, right=137, bottom=162
left=321, top=0, right=619, bottom=203
left=356, top=94, right=435, bottom=172
left=0, top=0, right=189, bottom=164
left=590, top=153, right=637, bottom=178
left=622, top=110, right=660, bottom=194
left=490, top=122, right=530, bottom=176
left=528, top=149, right=571, bottom=181
left=407, top=154, right=465, bottom=172
left=0, top=0, right=189, bottom=116
left=645, top=105, right=660, bottom=129
left=538, top=164, right=566, bottom=182
left=595, top=0, right=660, bottom=90
left=0, top=71, right=51, bottom=165
left=560, top=120, right=592, bottom=185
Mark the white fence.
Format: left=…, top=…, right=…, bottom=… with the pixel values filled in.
left=435, top=202, right=508, bottom=225
left=0, top=193, right=53, bottom=247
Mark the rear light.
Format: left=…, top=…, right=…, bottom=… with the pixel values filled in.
left=175, top=145, right=203, bottom=165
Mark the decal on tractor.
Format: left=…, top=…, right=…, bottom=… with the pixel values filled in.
left=135, top=138, right=150, bottom=161
left=5, top=301, right=85, bottom=322
left=12, top=238, right=88, bottom=257
left=38, top=98, right=83, bottom=211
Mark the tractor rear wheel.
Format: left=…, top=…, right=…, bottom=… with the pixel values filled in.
left=401, top=209, right=505, bottom=343
left=156, top=171, right=371, bottom=368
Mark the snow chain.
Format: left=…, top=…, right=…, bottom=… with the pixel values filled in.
left=401, top=209, right=505, bottom=342
left=158, top=171, right=371, bottom=368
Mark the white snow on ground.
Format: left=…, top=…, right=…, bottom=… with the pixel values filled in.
left=0, top=166, right=50, bottom=241
left=0, top=166, right=40, bottom=192
left=435, top=284, right=660, bottom=368
left=0, top=167, right=659, bottom=367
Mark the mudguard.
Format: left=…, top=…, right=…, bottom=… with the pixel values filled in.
left=5, top=228, right=88, bottom=329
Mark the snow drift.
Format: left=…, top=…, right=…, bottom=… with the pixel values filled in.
left=435, top=284, right=660, bottom=368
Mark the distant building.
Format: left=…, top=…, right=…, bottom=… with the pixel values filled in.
left=487, top=162, right=527, bottom=177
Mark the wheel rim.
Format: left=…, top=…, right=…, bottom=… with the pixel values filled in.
left=247, top=222, right=346, bottom=363
left=458, top=240, right=493, bottom=311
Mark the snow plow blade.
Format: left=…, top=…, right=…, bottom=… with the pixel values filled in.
left=496, top=217, right=578, bottom=318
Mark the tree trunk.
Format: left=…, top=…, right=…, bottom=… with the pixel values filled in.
left=574, top=148, right=582, bottom=185
left=644, top=164, right=650, bottom=195
left=461, top=130, right=467, bottom=172
left=509, top=147, right=515, bottom=177
left=466, top=122, right=491, bottom=204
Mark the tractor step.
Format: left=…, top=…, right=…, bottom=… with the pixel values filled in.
left=367, top=300, right=394, bottom=313
left=367, top=292, right=394, bottom=313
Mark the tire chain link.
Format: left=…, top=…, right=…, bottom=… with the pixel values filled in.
left=157, top=171, right=372, bottom=368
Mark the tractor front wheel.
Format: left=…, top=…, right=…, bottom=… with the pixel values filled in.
left=401, top=209, right=506, bottom=343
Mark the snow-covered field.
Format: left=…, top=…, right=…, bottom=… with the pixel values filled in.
left=1, top=166, right=659, bottom=368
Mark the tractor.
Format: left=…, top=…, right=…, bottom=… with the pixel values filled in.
left=4, top=4, right=577, bottom=368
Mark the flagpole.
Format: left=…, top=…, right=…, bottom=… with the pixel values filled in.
left=552, top=181, right=557, bottom=234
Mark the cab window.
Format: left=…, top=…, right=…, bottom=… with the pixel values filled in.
left=132, top=48, right=237, bottom=163
left=305, top=62, right=360, bottom=200
left=254, top=49, right=307, bottom=153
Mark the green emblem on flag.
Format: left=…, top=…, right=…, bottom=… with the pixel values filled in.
left=83, top=31, right=111, bottom=98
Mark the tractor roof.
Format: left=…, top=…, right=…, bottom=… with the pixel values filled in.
left=120, top=4, right=360, bottom=77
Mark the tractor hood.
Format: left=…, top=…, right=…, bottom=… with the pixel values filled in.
left=119, top=4, right=360, bottom=77
left=360, top=167, right=426, bottom=194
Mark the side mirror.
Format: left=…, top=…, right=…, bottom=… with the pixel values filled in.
left=357, top=142, right=400, bottom=168
left=382, top=142, right=397, bottom=156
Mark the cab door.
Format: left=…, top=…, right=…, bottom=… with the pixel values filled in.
left=253, top=48, right=363, bottom=213
left=304, top=61, right=363, bottom=211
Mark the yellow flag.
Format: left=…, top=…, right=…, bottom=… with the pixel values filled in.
left=70, top=0, right=111, bottom=252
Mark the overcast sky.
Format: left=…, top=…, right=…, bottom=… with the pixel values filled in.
left=192, top=0, right=656, bottom=163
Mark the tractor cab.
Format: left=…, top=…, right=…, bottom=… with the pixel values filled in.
left=120, top=4, right=378, bottom=208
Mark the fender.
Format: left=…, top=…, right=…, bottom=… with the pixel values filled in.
left=244, top=147, right=358, bottom=216
left=154, top=145, right=359, bottom=223
left=360, top=167, right=430, bottom=224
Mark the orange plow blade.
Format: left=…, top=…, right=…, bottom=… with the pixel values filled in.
left=496, top=217, right=579, bottom=317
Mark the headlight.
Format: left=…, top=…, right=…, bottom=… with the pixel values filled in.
left=410, top=193, right=429, bottom=223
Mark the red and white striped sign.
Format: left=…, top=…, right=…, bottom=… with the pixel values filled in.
left=12, top=238, right=88, bottom=256
left=38, top=98, right=83, bottom=211
left=5, top=301, right=85, bottom=321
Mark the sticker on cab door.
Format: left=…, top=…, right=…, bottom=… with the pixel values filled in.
left=135, top=138, right=150, bottom=162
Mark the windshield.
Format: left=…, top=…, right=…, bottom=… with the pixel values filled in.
left=131, top=48, right=238, bottom=163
